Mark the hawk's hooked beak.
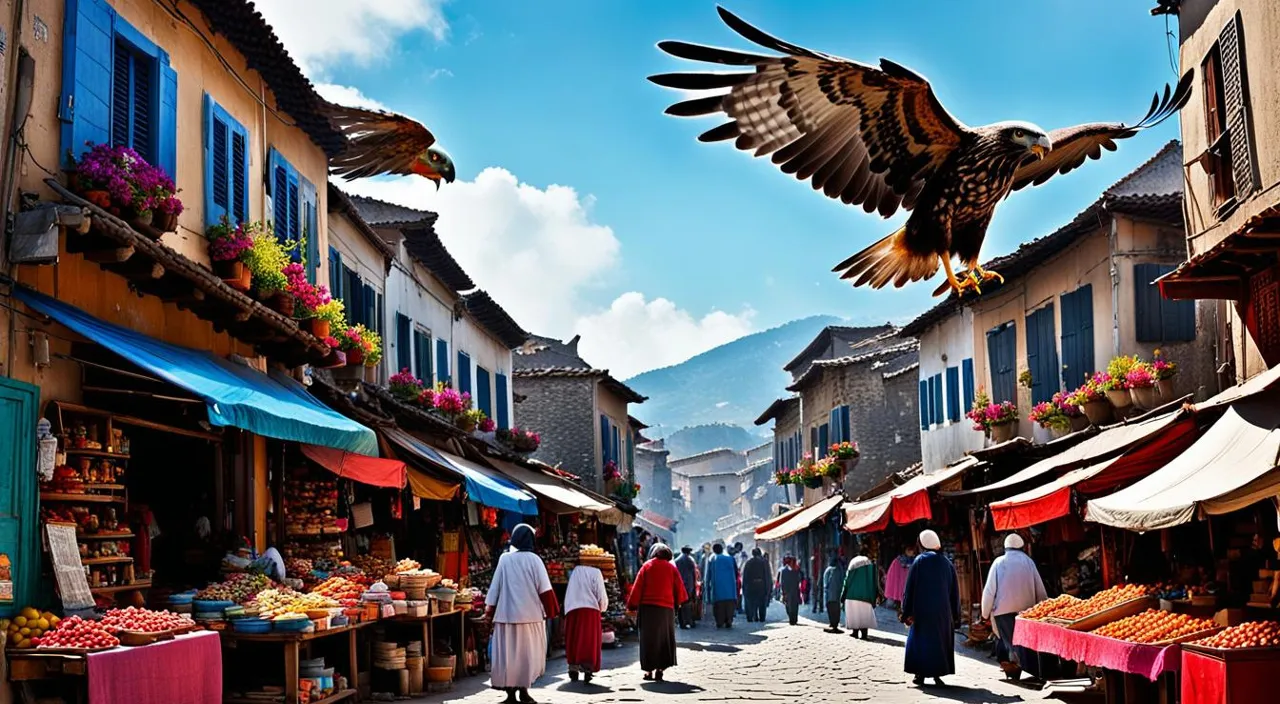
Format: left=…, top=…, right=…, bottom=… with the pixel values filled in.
left=1029, top=136, right=1052, bottom=160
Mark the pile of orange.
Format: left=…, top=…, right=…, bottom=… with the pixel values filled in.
left=1194, top=621, right=1280, bottom=650
left=1092, top=609, right=1215, bottom=644
left=1052, top=584, right=1156, bottom=621
left=1020, top=594, right=1081, bottom=621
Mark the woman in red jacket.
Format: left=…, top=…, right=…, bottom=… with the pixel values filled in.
left=626, top=543, right=688, bottom=681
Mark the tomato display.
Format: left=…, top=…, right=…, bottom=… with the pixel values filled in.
left=34, top=616, right=120, bottom=649
left=1048, top=584, right=1157, bottom=622
left=100, top=607, right=193, bottom=634
left=1091, top=609, right=1216, bottom=644
left=1194, top=621, right=1280, bottom=650
left=1020, top=594, right=1081, bottom=621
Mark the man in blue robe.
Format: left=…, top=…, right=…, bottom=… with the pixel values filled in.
left=703, top=543, right=740, bottom=629
left=901, top=529, right=959, bottom=687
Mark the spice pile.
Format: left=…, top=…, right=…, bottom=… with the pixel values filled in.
left=1091, top=610, right=1215, bottom=644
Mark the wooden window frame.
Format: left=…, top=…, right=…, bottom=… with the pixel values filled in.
left=1202, top=45, right=1236, bottom=211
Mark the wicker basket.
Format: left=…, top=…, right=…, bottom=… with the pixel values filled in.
left=382, top=574, right=401, bottom=589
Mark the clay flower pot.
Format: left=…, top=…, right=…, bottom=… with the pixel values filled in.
left=990, top=421, right=1015, bottom=444
left=305, top=318, right=331, bottom=339
left=214, top=259, right=244, bottom=281
left=1069, top=414, right=1090, bottom=433
left=1129, top=386, right=1159, bottom=411
left=344, top=347, right=364, bottom=367
left=154, top=211, right=178, bottom=233
left=264, top=291, right=295, bottom=317
left=1105, top=389, right=1132, bottom=410
left=1157, top=378, right=1175, bottom=400
left=1081, top=400, right=1112, bottom=426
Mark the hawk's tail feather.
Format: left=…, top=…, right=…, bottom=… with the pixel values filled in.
left=833, top=227, right=939, bottom=290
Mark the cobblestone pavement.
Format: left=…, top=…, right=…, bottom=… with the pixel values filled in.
left=422, top=602, right=1051, bottom=703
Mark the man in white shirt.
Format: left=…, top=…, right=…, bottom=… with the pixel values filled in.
left=982, top=533, right=1048, bottom=683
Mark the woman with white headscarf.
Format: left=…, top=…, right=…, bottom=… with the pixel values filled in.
left=485, top=524, right=559, bottom=704
left=900, top=529, right=959, bottom=688
left=626, top=543, right=688, bottom=681
left=841, top=552, right=881, bottom=639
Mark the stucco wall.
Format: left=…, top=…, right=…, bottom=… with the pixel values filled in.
left=595, top=385, right=631, bottom=478
left=674, top=470, right=738, bottom=543
left=918, top=308, right=983, bottom=472
left=634, top=446, right=673, bottom=517
left=1178, top=0, right=1280, bottom=383
left=513, top=375, right=596, bottom=485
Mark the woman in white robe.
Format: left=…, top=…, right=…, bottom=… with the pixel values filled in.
left=485, top=524, right=559, bottom=704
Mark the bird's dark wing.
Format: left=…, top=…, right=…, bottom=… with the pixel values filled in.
left=648, top=7, right=968, bottom=217
left=319, top=102, right=437, bottom=179
left=1009, top=71, right=1193, bottom=192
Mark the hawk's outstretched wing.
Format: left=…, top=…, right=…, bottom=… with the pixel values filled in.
left=320, top=102, right=437, bottom=179
left=1009, top=72, right=1193, bottom=192
left=648, top=6, right=969, bottom=217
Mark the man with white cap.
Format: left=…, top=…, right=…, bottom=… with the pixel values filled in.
left=982, top=533, right=1048, bottom=682
left=901, top=529, right=959, bottom=688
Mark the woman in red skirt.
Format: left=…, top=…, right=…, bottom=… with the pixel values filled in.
left=564, top=562, right=608, bottom=683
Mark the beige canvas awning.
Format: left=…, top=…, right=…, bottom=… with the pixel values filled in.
left=485, top=457, right=613, bottom=515
left=1085, top=392, right=1280, bottom=531
left=755, top=494, right=844, bottom=542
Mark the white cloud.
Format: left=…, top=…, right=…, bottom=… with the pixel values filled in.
left=254, top=0, right=449, bottom=73
left=312, top=83, right=388, bottom=111
left=339, top=170, right=755, bottom=376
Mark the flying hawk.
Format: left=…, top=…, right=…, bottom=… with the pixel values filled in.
left=648, top=7, right=1192, bottom=296
left=319, top=102, right=456, bottom=189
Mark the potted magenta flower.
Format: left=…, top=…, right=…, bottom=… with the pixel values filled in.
left=1029, top=400, right=1071, bottom=437
left=497, top=427, right=540, bottom=453
left=389, top=368, right=424, bottom=402
left=283, top=262, right=337, bottom=337
left=73, top=143, right=183, bottom=233
left=966, top=388, right=1019, bottom=443
left=774, top=469, right=794, bottom=486
left=1054, top=390, right=1089, bottom=432
left=206, top=218, right=254, bottom=291
left=1126, top=361, right=1159, bottom=410
left=338, top=325, right=379, bottom=367
left=1152, top=349, right=1178, bottom=399
left=432, top=387, right=469, bottom=416
left=1104, top=356, right=1139, bottom=410
left=458, top=408, right=486, bottom=433
left=1073, top=373, right=1113, bottom=425
left=478, top=417, right=497, bottom=434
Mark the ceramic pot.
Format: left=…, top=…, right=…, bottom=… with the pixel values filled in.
left=306, top=318, right=331, bottom=339
left=214, top=259, right=244, bottom=280
left=1049, top=425, right=1070, bottom=439
left=130, top=210, right=153, bottom=228
left=1157, top=378, right=1175, bottom=400
left=155, top=211, right=178, bottom=233
left=1105, top=389, right=1132, bottom=410
left=990, top=421, right=1015, bottom=444
left=265, top=291, right=295, bottom=317
left=1081, top=400, right=1111, bottom=426
left=344, top=347, right=364, bottom=366
left=1130, top=386, right=1159, bottom=410
left=1069, top=414, right=1090, bottom=433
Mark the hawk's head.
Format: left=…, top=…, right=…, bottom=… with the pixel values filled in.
left=993, top=121, right=1052, bottom=161
left=411, top=146, right=457, bottom=189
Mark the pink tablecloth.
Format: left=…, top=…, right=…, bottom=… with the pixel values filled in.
left=1015, top=617, right=1181, bottom=681
left=87, top=630, right=222, bottom=704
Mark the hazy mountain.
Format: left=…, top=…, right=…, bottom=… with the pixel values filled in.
left=626, top=315, right=841, bottom=438
left=662, top=424, right=765, bottom=460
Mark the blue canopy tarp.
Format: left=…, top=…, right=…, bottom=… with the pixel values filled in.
left=382, top=428, right=538, bottom=515
left=16, top=287, right=376, bottom=455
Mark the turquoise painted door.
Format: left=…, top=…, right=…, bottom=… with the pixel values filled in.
left=0, top=378, right=39, bottom=616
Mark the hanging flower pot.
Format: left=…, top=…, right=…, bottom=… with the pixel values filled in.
left=214, top=259, right=244, bottom=281
left=838, top=456, right=860, bottom=476
left=1081, top=400, right=1111, bottom=426
left=154, top=211, right=178, bottom=233
left=990, top=421, right=1015, bottom=444
left=305, top=318, right=331, bottom=339
left=1157, top=378, right=1174, bottom=399
left=1129, top=386, right=1159, bottom=410
left=1105, top=389, right=1132, bottom=410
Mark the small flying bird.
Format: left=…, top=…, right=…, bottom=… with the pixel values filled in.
left=318, top=102, right=456, bottom=189
left=649, top=7, right=1192, bottom=296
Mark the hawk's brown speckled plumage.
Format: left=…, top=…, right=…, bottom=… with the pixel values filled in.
left=649, top=7, right=1192, bottom=295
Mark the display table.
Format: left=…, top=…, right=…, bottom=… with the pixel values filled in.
left=9, top=631, right=222, bottom=704
left=385, top=609, right=468, bottom=679
left=1181, top=644, right=1280, bottom=704
left=1015, top=617, right=1183, bottom=681
left=220, top=622, right=368, bottom=704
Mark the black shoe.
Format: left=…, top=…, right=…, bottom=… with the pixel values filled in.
left=569, top=670, right=579, bottom=682
left=502, top=689, right=518, bottom=704
left=913, top=676, right=925, bottom=686
left=518, top=689, right=539, bottom=704
left=655, top=670, right=664, bottom=682
left=933, top=677, right=945, bottom=687
left=584, top=672, right=594, bottom=684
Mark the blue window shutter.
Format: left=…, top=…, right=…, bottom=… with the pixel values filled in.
left=818, top=424, right=829, bottom=458
left=1135, top=264, right=1195, bottom=343
left=328, top=247, right=341, bottom=300
left=612, top=424, right=621, bottom=468
left=346, top=270, right=362, bottom=326
left=414, top=330, right=431, bottom=381
left=156, top=53, right=177, bottom=179
left=202, top=94, right=227, bottom=229
left=61, top=0, right=116, bottom=168
left=1060, top=285, right=1095, bottom=388
left=457, top=352, right=472, bottom=393
left=920, top=380, right=929, bottom=430
left=932, top=373, right=944, bottom=425
left=231, top=128, right=248, bottom=224
left=946, top=366, right=960, bottom=422
left=436, top=339, right=449, bottom=384
left=1027, top=305, right=1060, bottom=404
left=362, top=284, right=375, bottom=332
left=288, top=174, right=302, bottom=261
left=495, top=373, right=509, bottom=430
left=301, top=178, right=319, bottom=283
left=395, top=313, right=411, bottom=372
left=476, top=366, right=492, bottom=418
left=810, top=426, right=818, bottom=455
left=600, top=415, right=611, bottom=466
left=962, top=359, right=975, bottom=412
left=840, top=405, right=851, bottom=444
left=988, top=323, right=1017, bottom=404
left=828, top=408, right=839, bottom=444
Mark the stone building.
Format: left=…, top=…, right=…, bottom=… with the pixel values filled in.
left=634, top=439, right=674, bottom=519
left=669, top=448, right=747, bottom=544
left=512, top=335, right=647, bottom=492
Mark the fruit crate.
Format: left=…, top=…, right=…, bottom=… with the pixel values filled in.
left=1181, top=643, right=1280, bottom=704
left=1049, top=596, right=1158, bottom=631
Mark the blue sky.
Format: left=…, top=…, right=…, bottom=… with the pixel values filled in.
left=260, top=0, right=1185, bottom=376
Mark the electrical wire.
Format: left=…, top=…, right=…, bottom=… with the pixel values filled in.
left=1165, top=15, right=1179, bottom=77
left=18, top=136, right=57, bottom=177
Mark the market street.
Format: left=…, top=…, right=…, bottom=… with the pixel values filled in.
left=424, top=604, right=1049, bottom=704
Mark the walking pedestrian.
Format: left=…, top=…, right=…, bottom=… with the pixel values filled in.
left=741, top=548, right=772, bottom=623
left=884, top=546, right=915, bottom=609
left=982, top=533, right=1048, bottom=683
left=842, top=553, right=880, bottom=639
left=485, top=524, right=560, bottom=704
left=901, top=529, right=959, bottom=688
left=733, top=542, right=748, bottom=614
left=626, top=543, right=688, bottom=682
left=564, top=560, right=608, bottom=684
left=822, top=551, right=846, bottom=633
left=673, top=546, right=698, bottom=629
left=703, top=543, right=739, bottom=628
left=778, top=555, right=802, bottom=626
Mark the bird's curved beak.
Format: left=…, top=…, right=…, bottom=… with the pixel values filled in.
left=1029, top=136, right=1052, bottom=160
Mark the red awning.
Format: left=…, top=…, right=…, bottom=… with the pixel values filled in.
left=301, top=444, right=408, bottom=489
left=989, top=417, right=1202, bottom=531
left=843, top=458, right=976, bottom=533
